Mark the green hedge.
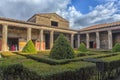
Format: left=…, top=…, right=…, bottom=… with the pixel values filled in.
left=1, top=53, right=120, bottom=80
left=95, top=54, right=120, bottom=79
left=15, top=52, right=118, bottom=65
left=0, top=61, right=97, bottom=80
left=0, top=64, right=40, bottom=80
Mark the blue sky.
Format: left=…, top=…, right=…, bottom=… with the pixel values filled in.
left=71, top=0, right=99, bottom=14
left=0, top=0, right=120, bottom=29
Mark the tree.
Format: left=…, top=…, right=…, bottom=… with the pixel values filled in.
left=22, top=40, right=37, bottom=54
left=78, top=43, right=87, bottom=52
left=49, top=34, right=74, bottom=59
left=112, top=43, right=120, bottom=52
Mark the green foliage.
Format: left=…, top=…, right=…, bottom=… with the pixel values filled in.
left=0, top=64, right=40, bottom=80
left=77, top=52, right=88, bottom=57
left=1, top=51, right=120, bottom=80
left=49, top=34, right=75, bottom=59
left=22, top=40, right=37, bottom=54
left=78, top=43, right=87, bottom=52
left=112, top=43, right=120, bottom=52
left=15, top=52, right=115, bottom=65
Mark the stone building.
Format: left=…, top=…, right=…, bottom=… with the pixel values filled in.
left=0, top=13, right=120, bottom=52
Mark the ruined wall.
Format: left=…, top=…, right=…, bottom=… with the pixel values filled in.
left=35, top=14, right=69, bottom=29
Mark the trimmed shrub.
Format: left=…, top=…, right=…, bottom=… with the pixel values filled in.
left=112, top=43, right=120, bottom=52
left=49, top=34, right=74, bottom=59
left=78, top=43, right=87, bottom=52
left=22, top=40, right=37, bottom=54
left=0, top=64, right=40, bottom=80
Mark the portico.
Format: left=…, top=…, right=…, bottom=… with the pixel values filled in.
left=79, top=23, right=120, bottom=50
left=0, top=13, right=120, bottom=52
left=0, top=20, right=77, bottom=51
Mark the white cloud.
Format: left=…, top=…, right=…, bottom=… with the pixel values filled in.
left=0, top=0, right=120, bottom=29
left=57, top=6, right=82, bottom=29
left=74, top=1, right=120, bottom=29
left=0, top=0, right=71, bottom=20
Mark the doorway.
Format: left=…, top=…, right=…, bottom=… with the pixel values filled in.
left=8, top=38, right=19, bottom=51
left=90, top=41, right=94, bottom=48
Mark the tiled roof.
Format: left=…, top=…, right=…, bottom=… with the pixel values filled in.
left=80, top=21, right=120, bottom=31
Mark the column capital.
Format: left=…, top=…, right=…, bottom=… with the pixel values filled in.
left=108, top=29, right=112, bottom=31
left=2, top=24, right=8, bottom=26
left=71, top=33, right=74, bottom=36
left=50, top=30, right=54, bottom=33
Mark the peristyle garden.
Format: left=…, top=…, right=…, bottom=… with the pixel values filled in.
left=0, top=34, right=120, bottom=80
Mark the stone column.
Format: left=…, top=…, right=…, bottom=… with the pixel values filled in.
left=108, top=30, right=112, bottom=49
left=27, top=28, right=31, bottom=41
left=40, top=29, right=44, bottom=50
left=96, top=32, right=100, bottom=49
left=2, top=24, right=8, bottom=51
left=71, top=34, right=74, bottom=48
left=86, top=33, right=89, bottom=49
left=77, top=34, right=80, bottom=48
left=50, top=30, right=54, bottom=49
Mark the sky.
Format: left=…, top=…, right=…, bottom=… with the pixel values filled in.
left=0, top=0, right=120, bottom=29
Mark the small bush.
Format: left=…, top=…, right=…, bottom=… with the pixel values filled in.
left=77, top=52, right=88, bottom=57
left=78, top=43, right=87, bottom=52
left=112, top=43, right=120, bottom=52
left=49, top=34, right=75, bottom=59
left=22, top=40, right=37, bottom=54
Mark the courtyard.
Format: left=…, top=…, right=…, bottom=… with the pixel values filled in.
left=0, top=49, right=120, bottom=80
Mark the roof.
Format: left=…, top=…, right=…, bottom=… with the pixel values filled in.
left=27, top=13, right=69, bottom=22
left=80, top=21, right=120, bottom=31
left=0, top=16, right=76, bottom=31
